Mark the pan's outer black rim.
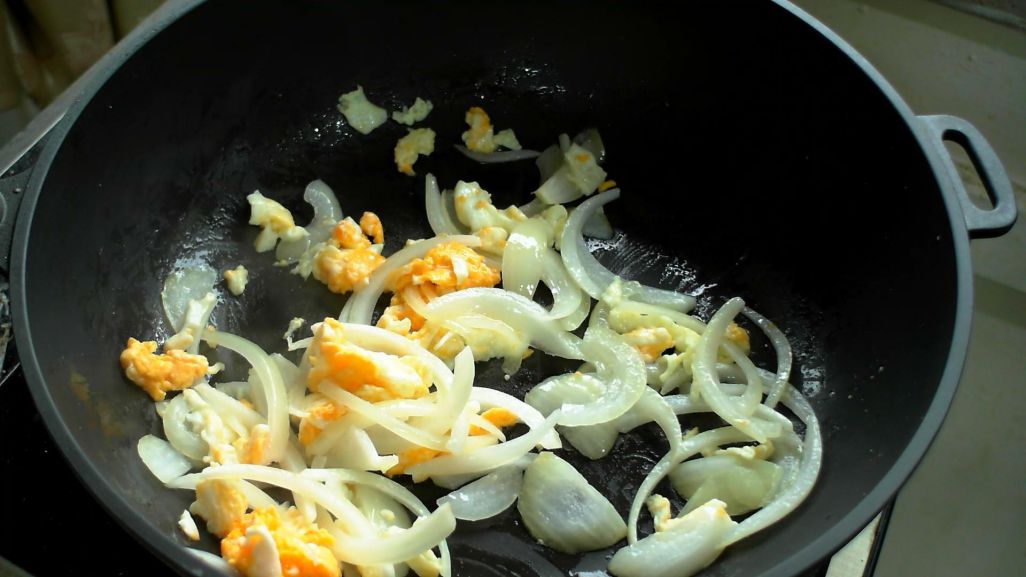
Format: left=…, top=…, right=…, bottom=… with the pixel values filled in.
left=10, top=1, right=975, bottom=576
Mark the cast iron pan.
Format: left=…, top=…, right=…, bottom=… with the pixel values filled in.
left=7, top=1, right=1016, bottom=576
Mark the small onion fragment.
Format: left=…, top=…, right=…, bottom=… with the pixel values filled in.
left=517, top=452, right=626, bottom=554
left=161, top=264, right=218, bottom=330
left=609, top=499, right=735, bottom=577
left=138, top=434, right=193, bottom=483
left=455, top=145, right=541, bottom=163
left=436, top=465, right=524, bottom=521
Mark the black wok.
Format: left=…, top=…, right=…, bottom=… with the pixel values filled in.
left=5, top=1, right=1017, bottom=576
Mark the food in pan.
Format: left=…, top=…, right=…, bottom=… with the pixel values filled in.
left=123, top=116, right=821, bottom=577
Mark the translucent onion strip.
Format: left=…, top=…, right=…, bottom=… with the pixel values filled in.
left=469, top=387, right=561, bottom=450
left=557, top=324, right=646, bottom=427
left=320, top=384, right=449, bottom=451
left=405, top=411, right=561, bottom=481
left=721, top=385, right=822, bottom=547
left=424, top=174, right=465, bottom=236
left=169, top=464, right=456, bottom=566
left=690, top=298, right=779, bottom=443
left=541, top=249, right=585, bottom=326
left=436, top=465, right=524, bottom=521
left=560, top=189, right=695, bottom=311
left=345, top=235, right=481, bottom=325
left=455, top=145, right=541, bottom=163
left=422, top=288, right=584, bottom=362
left=742, top=306, right=792, bottom=409
left=203, top=330, right=289, bottom=464
left=502, top=219, right=551, bottom=298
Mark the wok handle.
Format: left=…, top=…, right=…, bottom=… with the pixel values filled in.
left=916, top=114, right=1017, bottom=239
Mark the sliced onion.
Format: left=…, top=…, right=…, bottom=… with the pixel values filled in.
left=560, top=190, right=695, bottom=312
left=721, top=385, right=822, bottom=546
left=422, top=288, right=584, bottom=362
left=609, top=500, right=735, bottom=577
left=502, top=219, right=551, bottom=298
left=336, top=322, right=454, bottom=390
left=319, top=384, right=448, bottom=451
left=424, top=175, right=466, bottom=236
left=554, top=323, right=646, bottom=427
left=161, top=265, right=218, bottom=331
left=436, top=464, right=524, bottom=521
left=404, top=410, right=560, bottom=481
left=455, top=145, right=541, bottom=163
left=535, top=144, right=563, bottom=182
left=691, top=298, right=778, bottom=443
left=517, top=452, right=626, bottom=554
left=138, top=434, right=193, bottom=483
left=742, top=306, right=792, bottom=408
left=169, top=464, right=455, bottom=566
left=540, top=249, right=586, bottom=324
left=581, top=207, right=614, bottom=240
left=345, top=235, right=481, bottom=325
left=323, top=426, right=400, bottom=473
left=469, top=387, right=561, bottom=450
left=276, top=179, right=344, bottom=264
left=203, top=330, right=289, bottom=464
left=162, top=392, right=208, bottom=461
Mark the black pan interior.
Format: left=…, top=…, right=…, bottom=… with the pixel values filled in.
left=17, top=1, right=959, bottom=575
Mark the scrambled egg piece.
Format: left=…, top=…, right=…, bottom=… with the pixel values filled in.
left=453, top=181, right=527, bottom=232
left=221, top=506, right=339, bottom=577
left=298, top=394, right=347, bottom=446
left=191, top=479, right=249, bottom=538
left=468, top=407, right=519, bottom=436
left=224, top=265, right=249, bottom=296
left=461, top=107, right=522, bottom=153
left=307, top=318, right=430, bottom=402
left=311, top=215, right=386, bottom=294
left=120, top=338, right=208, bottom=401
left=394, top=128, right=436, bottom=176
left=359, top=212, right=384, bottom=245
left=247, top=191, right=308, bottom=253
left=337, top=85, right=387, bottom=135
left=376, top=242, right=501, bottom=362
left=475, top=226, right=508, bottom=254
left=621, top=327, right=675, bottom=363
left=725, top=322, right=750, bottom=354
left=387, top=447, right=446, bottom=476
left=392, top=97, right=433, bottom=125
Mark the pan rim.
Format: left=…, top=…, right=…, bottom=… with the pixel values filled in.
left=9, top=1, right=977, bottom=576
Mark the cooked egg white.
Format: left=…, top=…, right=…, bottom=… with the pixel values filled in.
left=461, top=107, right=521, bottom=153
left=224, top=266, right=249, bottom=296
left=247, top=192, right=308, bottom=253
left=392, top=97, right=434, bottom=125
left=395, top=128, right=436, bottom=176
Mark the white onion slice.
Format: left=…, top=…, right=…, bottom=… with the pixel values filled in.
left=560, top=190, right=695, bottom=312
left=455, top=145, right=541, bottom=163
left=203, top=330, right=289, bottom=464
left=162, top=393, right=208, bottom=461
left=276, top=179, right=344, bottom=264
left=345, top=235, right=481, bottom=325
left=424, top=175, right=466, bottom=236
left=404, top=411, right=560, bottom=481
left=609, top=500, right=735, bottom=577
left=501, top=219, right=551, bottom=298
left=170, top=464, right=455, bottom=566
left=517, top=452, right=626, bottom=554
left=691, top=298, right=778, bottom=443
left=138, top=434, right=193, bottom=483
left=540, top=249, right=586, bottom=326
left=554, top=323, right=646, bottom=427
left=161, top=264, right=218, bottom=330
left=319, top=384, right=448, bottom=451
left=721, top=385, right=822, bottom=546
left=469, top=387, right=561, bottom=450
left=422, top=288, right=584, bottom=362
left=436, top=465, right=524, bottom=521
left=742, top=306, right=792, bottom=408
